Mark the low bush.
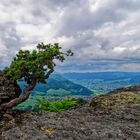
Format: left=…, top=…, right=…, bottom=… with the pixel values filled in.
left=32, top=97, right=86, bottom=112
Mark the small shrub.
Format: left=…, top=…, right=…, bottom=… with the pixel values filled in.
left=32, top=97, right=85, bottom=113
left=73, top=98, right=88, bottom=105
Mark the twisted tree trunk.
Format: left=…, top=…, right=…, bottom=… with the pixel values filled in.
left=0, top=68, right=53, bottom=111
left=0, top=76, right=36, bottom=111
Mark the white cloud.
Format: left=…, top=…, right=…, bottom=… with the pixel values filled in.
left=113, top=47, right=126, bottom=53
left=89, top=0, right=113, bottom=12
left=0, top=0, right=140, bottom=72
left=0, top=39, right=8, bottom=57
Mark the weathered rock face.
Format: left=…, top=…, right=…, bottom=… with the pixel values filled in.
left=0, top=75, right=21, bottom=105
left=0, top=90, right=140, bottom=140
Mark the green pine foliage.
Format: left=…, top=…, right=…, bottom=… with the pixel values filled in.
left=3, top=43, right=73, bottom=82
left=32, top=97, right=86, bottom=113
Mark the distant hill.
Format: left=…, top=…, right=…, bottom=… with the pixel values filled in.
left=61, top=72, right=140, bottom=94
left=17, top=74, right=93, bottom=110
left=19, top=74, right=93, bottom=98
left=62, top=72, right=140, bottom=81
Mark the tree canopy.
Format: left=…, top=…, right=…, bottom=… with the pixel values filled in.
left=3, top=42, right=73, bottom=83
left=0, top=42, right=73, bottom=111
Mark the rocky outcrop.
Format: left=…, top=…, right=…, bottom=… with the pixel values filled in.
left=108, top=84, right=140, bottom=94
left=0, top=75, right=21, bottom=105
left=0, top=88, right=140, bottom=140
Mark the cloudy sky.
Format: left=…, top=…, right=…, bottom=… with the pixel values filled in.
left=0, top=0, right=140, bottom=72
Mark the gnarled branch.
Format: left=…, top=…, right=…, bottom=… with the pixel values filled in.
left=0, top=77, right=36, bottom=110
